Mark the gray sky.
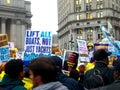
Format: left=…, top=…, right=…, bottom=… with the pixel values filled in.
left=26, top=0, right=58, bottom=34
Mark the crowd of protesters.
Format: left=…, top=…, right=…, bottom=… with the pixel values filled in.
left=0, top=49, right=120, bottom=90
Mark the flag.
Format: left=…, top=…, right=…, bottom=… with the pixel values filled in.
left=107, top=21, right=115, bottom=37
left=108, top=21, right=112, bottom=29
left=99, top=24, right=120, bottom=55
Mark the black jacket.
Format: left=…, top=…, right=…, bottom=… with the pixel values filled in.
left=56, top=71, right=84, bottom=90
left=84, top=61, right=114, bottom=86
left=91, top=77, right=120, bottom=90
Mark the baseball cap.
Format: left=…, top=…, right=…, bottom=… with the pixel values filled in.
left=93, top=49, right=111, bottom=61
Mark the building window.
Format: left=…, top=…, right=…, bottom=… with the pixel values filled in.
left=86, top=5, right=92, bottom=11
left=87, top=22, right=90, bottom=24
left=86, top=13, right=92, bottom=19
left=96, top=0, right=103, bottom=9
left=96, top=4, right=103, bottom=9
left=76, top=0, right=81, bottom=5
left=75, top=6, right=82, bottom=12
left=77, top=29, right=82, bottom=34
left=97, top=11, right=103, bottom=18
left=77, top=14, right=82, bottom=20
left=86, top=28, right=93, bottom=40
left=98, top=34, right=104, bottom=39
left=86, top=0, right=92, bottom=11
left=80, top=30, right=82, bottom=34
left=77, top=35, right=83, bottom=39
left=86, top=0, right=92, bottom=3
left=76, top=23, right=79, bottom=26
left=97, top=0, right=103, bottom=1
left=97, top=21, right=101, bottom=23
left=97, top=29, right=104, bottom=39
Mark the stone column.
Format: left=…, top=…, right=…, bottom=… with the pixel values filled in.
left=69, top=29, right=74, bottom=50
left=21, top=20, right=26, bottom=51
left=1, top=18, right=6, bottom=34
left=93, top=27, right=96, bottom=43
left=116, top=29, right=119, bottom=40
left=16, top=20, right=22, bottom=50
left=10, top=19, right=16, bottom=42
left=82, top=28, right=86, bottom=40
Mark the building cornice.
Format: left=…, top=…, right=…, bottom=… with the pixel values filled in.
left=0, top=5, right=26, bottom=14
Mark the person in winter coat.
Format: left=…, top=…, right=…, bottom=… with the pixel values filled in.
left=84, top=49, right=114, bottom=86
left=90, top=60, right=120, bottom=90
left=0, top=59, right=26, bottom=90
left=28, top=57, right=68, bottom=90
left=50, top=56, right=84, bottom=90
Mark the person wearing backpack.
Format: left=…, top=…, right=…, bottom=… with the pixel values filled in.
left=84, top=49, right=114, bottom=86
left=90, top=59, right=120, bottom=90
left=0, top=59, right=27, bottom=90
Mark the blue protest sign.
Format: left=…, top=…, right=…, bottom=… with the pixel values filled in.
left=0, top=46, right=11, bottom=61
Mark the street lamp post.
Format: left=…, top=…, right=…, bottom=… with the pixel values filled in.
left=69, top=34, right=74, bottom=50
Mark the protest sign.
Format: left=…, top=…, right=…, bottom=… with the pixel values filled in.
left=16, top=52, right=24, bottom=60
left=0, top=46, right=11, bottom=61
left=77, top=39, right=88, bottom=55
left=63, top=50, right=79, bottom=71
left=0, top=34, right=10, bottom=61
left=24, top=30, right=52, bottom=61
left=77, top=39, right=89, bottom=62
left=94, top=43, right=109, bottom=51
left=8, top=42, right=14, bottom=50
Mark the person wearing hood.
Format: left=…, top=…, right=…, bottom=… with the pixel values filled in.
left=28, top=57, right=68, bottom=90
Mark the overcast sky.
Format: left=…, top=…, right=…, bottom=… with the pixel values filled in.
left=26, top=0, right=58, bottom=34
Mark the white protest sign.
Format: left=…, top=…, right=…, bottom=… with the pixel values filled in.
left=24, top=30, right=52, bottom=61
left=16, top=52, right=24, bottom=60
left=77, top=39, right=88, bottom=55
left=8, top=42, right=14, bottom=50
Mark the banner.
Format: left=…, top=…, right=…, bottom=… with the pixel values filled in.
left=63, top=50, right=79, bottom=71
left=94, top=43, right=109, bottom=51
left=24, top=30, right=52, bottom=61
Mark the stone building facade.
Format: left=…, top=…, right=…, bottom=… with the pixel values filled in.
left=0, top=0, right=32, bottom=51
left=52, top=34, right=59, bottom=46
left=57, top=0, right=120, bottom=51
